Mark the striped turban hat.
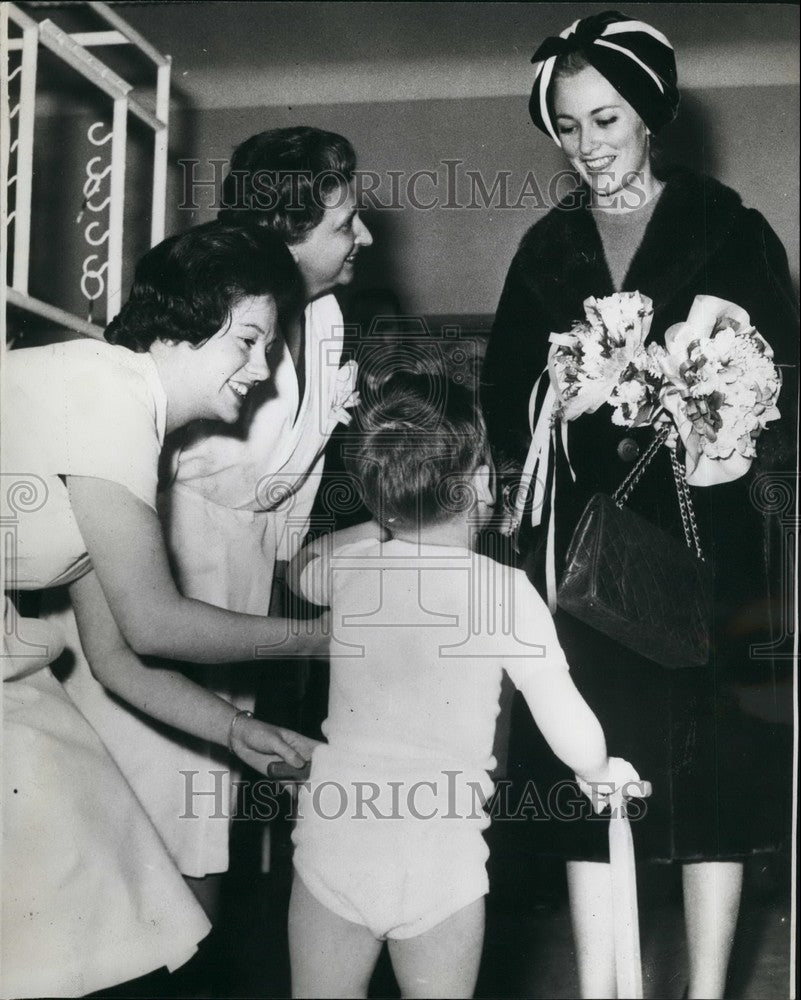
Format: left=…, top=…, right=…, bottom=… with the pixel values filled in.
left=529, top=10, right=679, bottom=145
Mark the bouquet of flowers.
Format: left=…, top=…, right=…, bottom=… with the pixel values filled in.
left=547, top=292, right=782, bottom=486
left=548, top=291, right=664, bottom=428
left=653, top=296, right=781, bottom=485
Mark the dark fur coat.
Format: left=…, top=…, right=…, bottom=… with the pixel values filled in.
left=482, top=169, right=798, bottom=860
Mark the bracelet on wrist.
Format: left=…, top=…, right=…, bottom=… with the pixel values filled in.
left=227, top=709, right=253, bottom=752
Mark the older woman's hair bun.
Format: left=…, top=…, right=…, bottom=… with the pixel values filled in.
left=529, top=10, right=679, bottom=143
left=217, top=127, right=356, bottom=245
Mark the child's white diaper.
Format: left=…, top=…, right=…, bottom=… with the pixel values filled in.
left=291, top=755, right=490, bottom=940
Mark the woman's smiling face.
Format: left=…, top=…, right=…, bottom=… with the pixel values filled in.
left=553, top=64, right=652, bottom=208
left=193, top=294, right=278, bottom=423
left=289, top=179, right=373, bottom=300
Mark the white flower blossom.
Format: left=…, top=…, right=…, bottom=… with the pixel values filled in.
left=656, top=296, right=781, bottom=484
left=548, top=292, right=659, bottom=425
left=329, top=360, right=360, bottom=427
left=545, top=292, right=781, bottom=487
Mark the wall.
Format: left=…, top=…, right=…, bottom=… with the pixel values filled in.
left=167, top=85, right=800, bottom=320
left=16, top=2, right=799, bottom=336
left=143, top=1, right=799, bottom=323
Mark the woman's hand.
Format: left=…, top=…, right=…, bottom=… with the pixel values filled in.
left=576, top=757, right=652, bottom=815
left=230, top=715, right=320, bottom=778
left=286, top=520, right=387, bottom=605
left=70, top=570, right=319, bottom=755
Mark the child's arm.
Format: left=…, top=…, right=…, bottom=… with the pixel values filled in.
left=517, top=667, right=647, bottom=812
left=505, top=572, right=648, bottom=811
left=519, top=666, right=608, bottom=780
left=286, top=519, right=388, bottom=606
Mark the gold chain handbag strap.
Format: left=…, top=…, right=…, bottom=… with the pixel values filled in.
left=611, top=426, right=705, bottom=561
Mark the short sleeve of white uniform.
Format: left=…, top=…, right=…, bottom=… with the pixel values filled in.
left=499, top=565, right=571, bottom=697
left=2, top=343, right=165, bottom=591
left=54, top=342, right=164, bottom=509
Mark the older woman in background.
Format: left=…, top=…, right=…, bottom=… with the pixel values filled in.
left=482, top=11, right=797, bottom=997
left=55, top=128, right=373, bottom=902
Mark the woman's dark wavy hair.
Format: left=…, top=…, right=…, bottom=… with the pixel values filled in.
left=105, top=222, right=303, bottom=352
left=217, top=126, right=356, bottom=244
left=346, top=372, right=490, bottom=529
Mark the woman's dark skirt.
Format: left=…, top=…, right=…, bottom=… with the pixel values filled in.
left=505, top=605, right=791, bottom=862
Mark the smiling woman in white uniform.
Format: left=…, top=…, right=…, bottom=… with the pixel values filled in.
left=1, top=223, right=325, bottom=998
left=55, top=128, right=375, bottom=890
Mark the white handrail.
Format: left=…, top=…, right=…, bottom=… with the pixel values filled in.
left=67, top=30, right=128, bottom=48
left=151, top=60, right=171, bottom=244
left=106, top=97, right=128, bottom=322
left=10, top=18, right=38, bottom=294
left=6, top=3, right=37, bottom=31
left=88, top=1, right=171, bottom=67
left=7, top=289, right=106, bottom=340
left=38, top=19, right=132, bottom=100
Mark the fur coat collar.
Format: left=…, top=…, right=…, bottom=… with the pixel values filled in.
left=516, top=168, right=750, bottom=333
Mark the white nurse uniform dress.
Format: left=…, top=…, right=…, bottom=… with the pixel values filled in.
left=52, top=295, right=357, bottom=876
left=1, top=340, right=211, bottom=999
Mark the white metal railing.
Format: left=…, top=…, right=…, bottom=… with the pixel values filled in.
left=4, top=1, right=171, bottom=339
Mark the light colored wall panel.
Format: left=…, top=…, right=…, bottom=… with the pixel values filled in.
left=168, top=83, right=799, bottom=317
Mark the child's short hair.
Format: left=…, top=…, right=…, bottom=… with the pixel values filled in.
left=346, top=372, right=489, bottom=528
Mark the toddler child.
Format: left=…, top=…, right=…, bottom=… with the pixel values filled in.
left=286, top=371, right=647, bottom=998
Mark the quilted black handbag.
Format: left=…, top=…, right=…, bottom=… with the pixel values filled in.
left=557, top=429, right=713, bottom=669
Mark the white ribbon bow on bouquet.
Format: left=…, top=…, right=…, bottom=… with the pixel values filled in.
left=654, top=295, right=782, bottom=487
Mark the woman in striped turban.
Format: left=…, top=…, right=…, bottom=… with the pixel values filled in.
left=482, top=10, right=797, bottom=998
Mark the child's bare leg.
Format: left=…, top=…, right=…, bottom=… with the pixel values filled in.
left=566, top=860, right=616, bottom=998
left=288, top=874, right=382, bottom=999
left=388, top=896, right=485, bottom=999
